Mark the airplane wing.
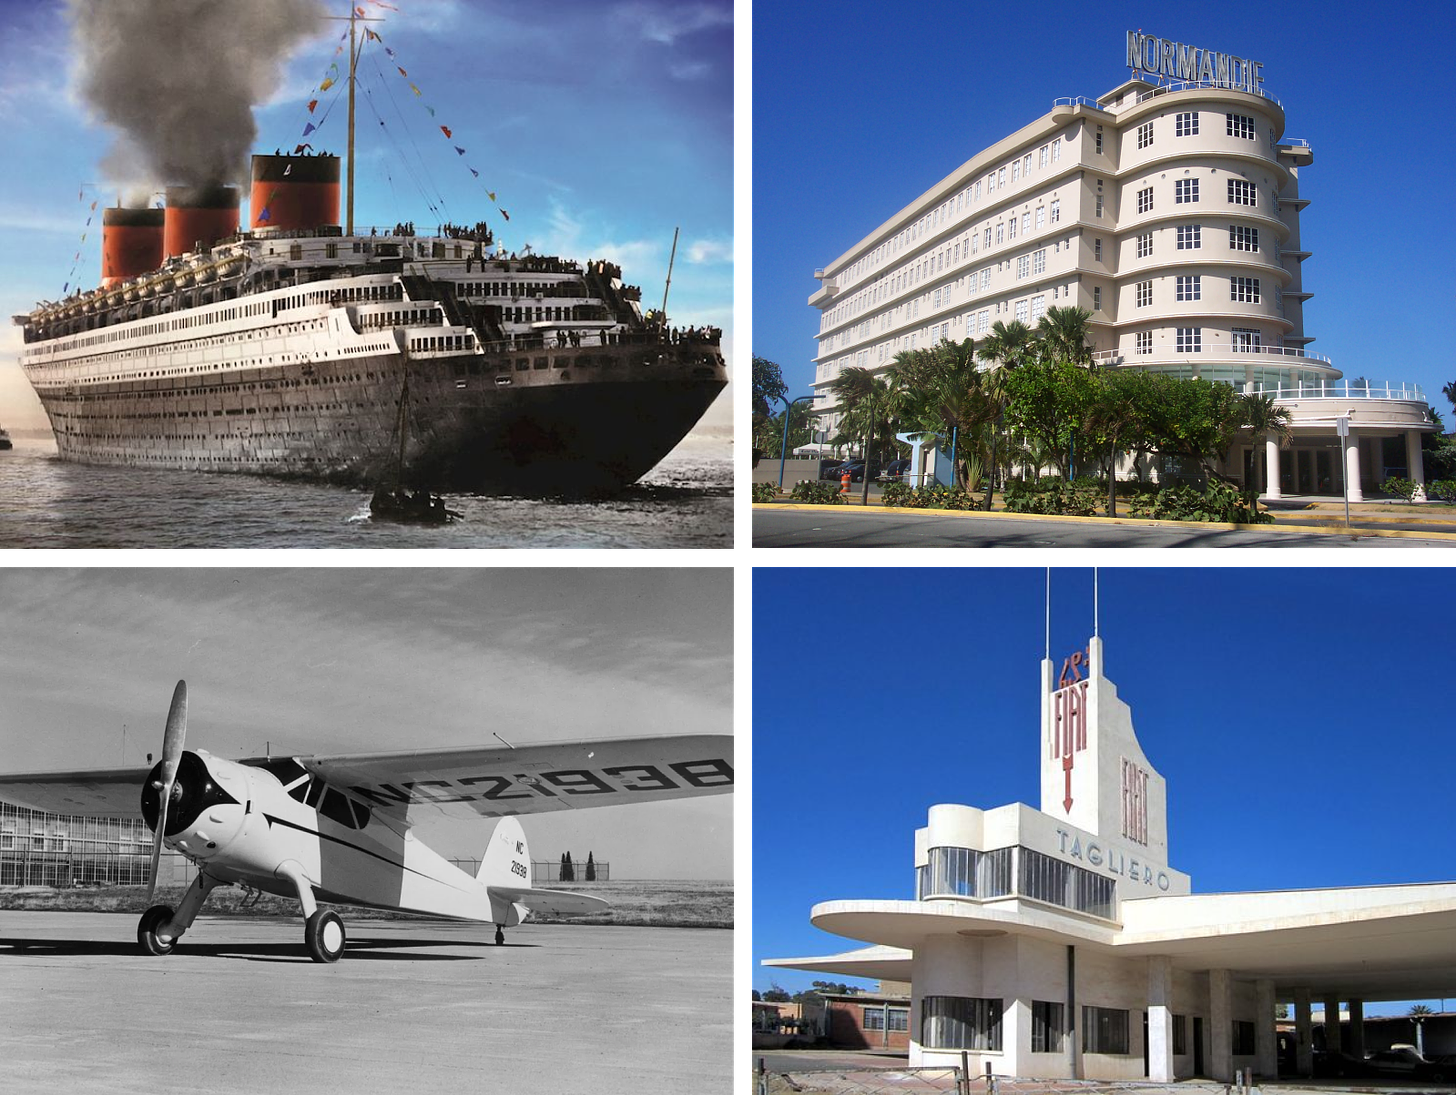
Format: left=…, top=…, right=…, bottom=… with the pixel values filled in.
left=487, top=885, right=609, bottom=917
left=0, top=766, right=152, bottom=817
left=295, top=734, right=733, bottom=823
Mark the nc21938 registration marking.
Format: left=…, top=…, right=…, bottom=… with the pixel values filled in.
left=350, top=759, right=733, bottom=809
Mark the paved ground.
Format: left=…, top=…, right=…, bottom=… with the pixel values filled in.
left=0, top=912, right=729, bottom=1095
left=753, top=508, right=1456, bottom=548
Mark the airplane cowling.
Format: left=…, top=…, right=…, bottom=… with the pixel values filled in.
left=141, top=750, right=248, bottom=859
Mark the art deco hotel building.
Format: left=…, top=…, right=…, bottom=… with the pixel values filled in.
left=810, top=36, right=1434, bottom=498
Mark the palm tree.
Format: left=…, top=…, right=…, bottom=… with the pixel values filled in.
left=975, top=321, right=1038, bottom=507
left=1036, top=306, right=1094, bottom=367
left=1410, top=1004, right=1433, bottom=1056
left=1240, top=392, right=1294, bottom=498
left=824, top=366, right=897, bottom=484
left=1443, top=381, right=1456, bottom=420
left=891, top=339, right=990, bottom=488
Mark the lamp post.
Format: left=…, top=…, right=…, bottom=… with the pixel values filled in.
left=778, top=395, right=816, bottom=491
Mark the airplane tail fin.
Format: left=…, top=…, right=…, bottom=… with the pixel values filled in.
left=477, top=815, right=531, bottom=887
left=479, top=815, right=609, bottom=924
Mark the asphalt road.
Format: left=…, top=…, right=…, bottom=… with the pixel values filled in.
left=753, top=508, right=1456, bottom=548
left=0, top=912, right=729, bottom=1095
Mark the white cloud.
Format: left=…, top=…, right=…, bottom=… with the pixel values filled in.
left=685, top=237, right=732, bottom=265
left=668, top=60, right=711, bottom=81
left=611, top=1, right=731, bottom=46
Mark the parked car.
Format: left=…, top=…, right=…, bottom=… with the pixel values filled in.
left=820, top=460, right=856, bottom=481
left=1312, top=1050, right=1369, bottom=1078
left=881, top=458, right=911, bottom=482
left=1365, top=1047, right=1451, bottom=1082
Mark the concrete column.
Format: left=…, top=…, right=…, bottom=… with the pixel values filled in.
left=1348, top=998, right=1365, bottom=1059
left=1294, top=988, right=1313, bottom=1077
left=1264, top=436, right=1282, bottom=498
left=1148, top=956, right=1176, bottom=1082
left=1255, top=980, right=1277, bottom=1079
left=1407, top=431, right=1428, bottom=501
left=1323, top=995, right=1342, bottom=1053
left=1209, top=969, right=1233, bottom=1082
left=1344, top=432, right=1364, bottom=501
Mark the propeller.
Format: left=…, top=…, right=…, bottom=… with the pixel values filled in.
left=145, top=680, right=188, bottom=905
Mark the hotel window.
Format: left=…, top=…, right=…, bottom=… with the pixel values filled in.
left=1175, top=178, right=1199, bottom=204
left=975, top=181, right=981, bottom=200
left=1083, top=1008, right=1130, bottom=1055
left=996, top=224, right=1005, bottom=245
left=1137, top=187, right=1154, bottom=214
left=1227, top=113, right=1256, bottom=139
left=1176, top=275, right=1201, bottom=301
left=1177, top=224, right=1202, bottom=249
left=1232, top=327, right=1262, bottom=352
left=1232, top=1021, right=1257, bottom=1056
left=1031, top=294, right=1046, bottom=321
left=1173, top=1015, right=1188, bottom=1055
left=978, top=310, right=990, bottom=334
left=1033, top=249, right=1045, bottom=275
left=1137, top=121, right=1153, bottom=149
left=1052, top=137, right=1061, bottom=161
left=1022, top=212, right=1031, bottom=236
left=933, top=288, right=941, bottom=308
left=1039, top=145, right=1048, bottom=168
left=1231, top=277, right=1261, bottom=303
left=1093, top=286, right=1102, bottom=310
left=1229, top=225, right=1259, bottom=251
left=1136, top=330, right=1152, bottom=354
left=1023, top=154, right=1031, bottom=174
left=1012, top=161, right=1020, bottom=183
left=1036, top=206, right=1046, bottom=230
left=922, top=997, right=1003, bottom=1052
left=1094, top=238, right=1103, bottom=261
left=998, top=167, right=1006, bottom=188
left=1015, top=299, right=1029, bottom=323
left=1137, top=232, right=1153, bottom=259
left=1177, top=327, right=1202, bottom=352
left=1008, top=218, right=1017, bottom=240
left=1017, top=255, right=1029, bottom=279
left=1227, top=179, right=1257, bottom=206
left=1095, top=125, right=1103, bottom=154
left=1032, top=1002, right=1065, bottom=1053
left=1136, top=280, right=1152, bottom=307
left=1175, top=111, right=1199, bottom=136
left=987, top=173, right=995, bottom=192
left=971, top=234, right=978, bottom=254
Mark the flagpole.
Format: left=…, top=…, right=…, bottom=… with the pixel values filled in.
left=346, top=6, right=357, bottom=236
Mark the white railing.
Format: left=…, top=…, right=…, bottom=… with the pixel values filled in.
left=1278, top=137, right=1312, bottom=148
left=1252, top=380, right=1427, bottom=402
left=1090, top=346, right=1333, bottom=366
left=1133, top=79, right=1281, bottom=107
left=1052, top=96, right=1098, bottom=109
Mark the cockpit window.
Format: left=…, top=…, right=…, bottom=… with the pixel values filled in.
left=241, top=757, right=370, bottom=829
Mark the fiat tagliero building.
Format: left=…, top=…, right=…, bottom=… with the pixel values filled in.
left=808, top=31, right=1435, bottom=499
left=764, top=635, right=1456, bottom=1082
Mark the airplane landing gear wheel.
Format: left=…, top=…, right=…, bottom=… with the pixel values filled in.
left=304, top=909, right=346, bottom=963
left=495, top=926, right=505, bottom=946
left=138, top=904, right=178, bottom=956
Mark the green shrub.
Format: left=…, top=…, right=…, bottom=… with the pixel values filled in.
left=880, top=482, right=915, bottom=507
left=1003, top=477, right=1104, bottom=517
left=751, top=481, right=780, bottom=503
left=789, top=479, right=846, bottom=505
left=1129, top=479, right=1270, bottom=523
left=1428, top=479, right=1456, bottom=503
left=1381, top=476, right=1419, bottom=503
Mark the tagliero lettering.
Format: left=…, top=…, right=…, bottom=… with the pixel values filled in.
left=1126, top=31, right=1264, bottom=95
left=1057, top=826, right=1172, bottom=891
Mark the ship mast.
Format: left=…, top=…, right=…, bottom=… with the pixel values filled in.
left=325, top=4, right=379, bottom=236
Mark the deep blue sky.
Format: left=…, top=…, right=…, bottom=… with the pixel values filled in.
left=0, top=0, right=733, bottom=431
left=754, top=567, right=1456, bottom=1012
left=753, top=1, right=1456, bottom=421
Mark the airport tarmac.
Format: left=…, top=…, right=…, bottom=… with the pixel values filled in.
left=0, top=911, right=730, bottom=1094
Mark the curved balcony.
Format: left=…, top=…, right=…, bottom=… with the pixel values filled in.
left=1251, top=380, right=1434, bottom=432
left=1092, top=345, right=1334, bottom=370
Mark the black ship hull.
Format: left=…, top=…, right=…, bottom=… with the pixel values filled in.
left=33, top=340, right=725, bottom=494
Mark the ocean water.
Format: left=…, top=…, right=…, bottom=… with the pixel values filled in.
left=0, top=436, right=731, bottom=549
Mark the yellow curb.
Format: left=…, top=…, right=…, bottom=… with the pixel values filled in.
left=1287, top=513, right=1456, bottom=528
left=752, top=503, right=1456, bottom=540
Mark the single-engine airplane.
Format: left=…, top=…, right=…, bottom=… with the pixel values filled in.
left=0, top=681, right=733, bottom=963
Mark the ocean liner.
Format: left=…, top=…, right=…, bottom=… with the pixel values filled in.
left=15, top=23, right=725, bottom=494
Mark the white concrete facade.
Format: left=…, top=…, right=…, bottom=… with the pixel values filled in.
left=766, top=636, right=1456, bottom=1081
left=807, top=72, right=1435, bottom=497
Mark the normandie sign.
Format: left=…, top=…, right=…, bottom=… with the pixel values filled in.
left=1127, top=31, right=1265, bottom=95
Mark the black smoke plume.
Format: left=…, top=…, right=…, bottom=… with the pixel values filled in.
left=67, top=0, right=325, bottom=193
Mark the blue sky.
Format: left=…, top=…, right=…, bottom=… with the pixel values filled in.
left=753, top=0, right=1456, bottom=420
left=0, top=567, right=733, bottom=878
left=754, top=567, right=1456, bottom=1013
left=0, top=0, right=733, bottom=431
